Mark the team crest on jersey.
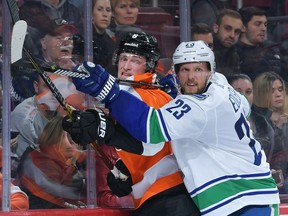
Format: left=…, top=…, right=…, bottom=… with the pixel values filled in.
left=185, top=42, right=194, bottom=48
left=191, top=93, right=209, bottom=100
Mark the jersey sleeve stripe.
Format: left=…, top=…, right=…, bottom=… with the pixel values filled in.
left=149, top=109, right=169, bottom=143
left=156, top=109, right=171, bottom=141
left=190, top=173, right=278, bottom=214
left=190, top=171, right=272, bottom=195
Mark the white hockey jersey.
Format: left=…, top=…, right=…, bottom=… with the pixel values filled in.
left=110, top=73, right=280, bottom=215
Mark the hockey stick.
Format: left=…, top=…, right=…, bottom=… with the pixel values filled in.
left=41, top=66, right=168, bottom=91
left=11, top=20, right=27, bottom=64
left=6, top=0, right=114, bottom=170
left=11, top=61, right=168, bottom=90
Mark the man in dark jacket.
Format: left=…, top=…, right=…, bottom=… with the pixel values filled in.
left=236, top=6, right=282, bottom=82
left=213, top=8, right=243, bottom=76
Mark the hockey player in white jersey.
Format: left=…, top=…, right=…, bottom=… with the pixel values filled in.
left=63, top=41, right=280, bottom=215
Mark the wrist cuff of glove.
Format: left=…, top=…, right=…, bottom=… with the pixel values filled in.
left=93, top=75, right=120, bottom=104
left=86, top=109, right=115, bottom=144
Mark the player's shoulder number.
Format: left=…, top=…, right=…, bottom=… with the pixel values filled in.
left=166, top=99, right=191, bottom=120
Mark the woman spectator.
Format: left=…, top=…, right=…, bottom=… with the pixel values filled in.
left=92, top=0, right=116, bottom=74
left=108, top=0, right=142, bottom=45
left=227, top=73, right=254, bottom=106
left=253, top=71, right=288, bottom=193
left=16, top=115, right=87, bottom=209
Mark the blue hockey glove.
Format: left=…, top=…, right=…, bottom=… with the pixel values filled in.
left=159, top=74, right=179, bottom=99
left=73, top=61, right=120, bottom=104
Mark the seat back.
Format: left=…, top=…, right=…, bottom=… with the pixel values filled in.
left=136, top=12, right=174, bottom=57
left=160, top=25, right=180, bottom=58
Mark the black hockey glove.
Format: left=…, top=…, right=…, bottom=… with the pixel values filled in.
left=107, top=159, right=132, bottom=197
left=62, top=109, right=114, bottom=146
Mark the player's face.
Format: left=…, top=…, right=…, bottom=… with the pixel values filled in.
left=214, top=15, right=242, bottom=48
left=270, top=79, right=285, bottom=111
left=117, top=53, right=147, bottom=79
left=177, top=62, right=211, bottom=94
left=231, top=78, right=253, bottom=106
left=243, top=15, right=267, bottom=45
left=113, top=0, right=139, bottom=25
left=92, top=0, right=112, bottom=31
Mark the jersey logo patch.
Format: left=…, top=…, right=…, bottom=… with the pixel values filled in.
left=190, top=94, right=209, bottom=100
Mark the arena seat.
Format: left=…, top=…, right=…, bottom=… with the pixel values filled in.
left=230, top=0, right=273, bottom=9
left=155, top=58, right=173, bottom=75
left=160, top=25, right=180, bottom=58
left=139, top=7, right=166, bottom=13
left=136, top=12, right=174, bottom=57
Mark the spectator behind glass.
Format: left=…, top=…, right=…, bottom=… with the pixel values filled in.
left=19, top=0, right=83, bottom=56
left=190, top=0, right=230, bottom=29
left=227, top=73, right=253, bottom=106
left=39, top=20, right=78, bottom=70
left=253, top=72, right=288, bottom=193
left=108, top=0, right=142, bottom=44
left=92, top=0, right=116, bottom=76
left=37, top=19, right=86, bottom=113
left=21, top=0, right=82, bottom=31
left=191, top=23, right=214, bottom=50
left=213, top=9, right=243, bottom=76
left=10, top=73, right=85, bottom=177
left=16, top=115, right=87, bottom=209
left=13, top=7, right=83, bottom=106
left=236, top=6, right=282, bottom=82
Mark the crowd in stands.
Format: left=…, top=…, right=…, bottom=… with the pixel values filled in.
left=0, top=0, right=288, bottom=212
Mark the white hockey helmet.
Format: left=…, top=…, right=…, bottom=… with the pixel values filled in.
left=172, top=41, right=216, bottom=74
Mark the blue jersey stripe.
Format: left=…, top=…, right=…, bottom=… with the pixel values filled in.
left=190, top=171, right=271, bottom=195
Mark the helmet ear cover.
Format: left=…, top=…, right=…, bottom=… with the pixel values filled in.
left=113, top=32, right=160, bottom=71
left=172, top=41, right=215, bottom=74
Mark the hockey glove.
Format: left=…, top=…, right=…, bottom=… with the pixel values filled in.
left=73, top=61, right=120, bottom=104
left=107, top=159, right=132, bottom=197
left=159, top=74, right=179, bottom=99
left=62, top=109, right=114, bottom=146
